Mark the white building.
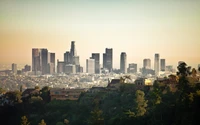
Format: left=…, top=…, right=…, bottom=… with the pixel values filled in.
left=86, top=59, right=95, bottom=74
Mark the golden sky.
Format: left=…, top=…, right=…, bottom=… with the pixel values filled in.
left=0, top=0, right=200, bottom=69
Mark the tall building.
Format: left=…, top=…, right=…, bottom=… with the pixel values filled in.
left=57, top=60, right=65, bottom=73
left=160, top=59, right=166, bottom=71
left=103, top=53, right=107, bottom=69
left=91, top=53, right=100, bottom=74
left=48, top=53, right=55, bottom=74
left=32, top=48, right=48, bottom=75
left=41, top=49, right=48, bottom=75
left=12, top=63, right=17, bottom=74
left=143, top=59, right=151, bottom=69
left=120, top=52, right=127, bottom=73
left=86, top=59, right=95, bottom=74
left=32, top=49, right=42, bottom=74
left=64, top=51, right=71, bottom=64
left=128, top=63, right=137, bottom=73
left=103, top=48, right=113, bottom=72
left=70, top=41, right=76, bottom=57
left=154, top=53, right=159, bottom=75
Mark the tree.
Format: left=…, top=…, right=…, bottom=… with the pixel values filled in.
left=56, top=122, right=64, bottom=125
left=38, top=119, right=46, bottom=125
left=135, top=90, right=148, bottom=117
left=88, top=100, right=104, bottom=125
left=40, top=86, right=50, bottom=103
left=5, top=90, right=22, bottom=103
left=21, top=116, right=30, bottom=125
left=177, top=62, right=191, bottom=76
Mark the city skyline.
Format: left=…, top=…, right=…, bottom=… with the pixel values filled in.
left=0, top=0, right=200, bottom=70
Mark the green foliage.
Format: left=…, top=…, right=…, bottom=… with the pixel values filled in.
left=5, top=90, right=22, bottom=103
left=56, top=122, right=65, bottom=125
left=40, top=86, right=51, bottom=103
left=135, top=90, right=148, bottom=117
left=21, top=116, right=30, bottom=125
left=38, top=119, right=46, bottom=125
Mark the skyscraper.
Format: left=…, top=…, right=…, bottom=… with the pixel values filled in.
left=103, top=53, right=107, bottom=69
left=86, top=59, right=95, bottom=74
left=143, top=59, right=151, bottom=69
left=32, top=48, right=42, bottom=74
left=64, top=51, right=71, bottom=64
left=160, top=59, right=166, bottom=71
left=103, top=48, right=113, bottom=72
left=70, top=41, right=76, bottom=57
left=41, top=49, right=48, bottom=75
left=120, top=52, right=127, bottom=73
left=48, top=52, right=55, bottom=74
left=154, top=53, right=159, bottom=75
left=32, top=48, right=48, bottom=75
left=12, top=63, right=17, bottom=74
left=91, top=53, right=100, bottom=74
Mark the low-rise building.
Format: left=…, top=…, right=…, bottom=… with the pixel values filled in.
left=50, top=88, right=85, bottom=101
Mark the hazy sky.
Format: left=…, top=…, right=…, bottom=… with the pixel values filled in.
left=0, top=0, right=200, bottom=70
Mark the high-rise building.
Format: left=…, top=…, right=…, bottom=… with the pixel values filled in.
left=91, top=53, right=100, bottom=74
left=12, top=63, right=17, bottom=74
left=154, top=53, right=159, bottom=75
left=70, top=41, right=76, bottom=57
left=32, top=48, right=48, bottom=75
left=160, top=59, right=166, bottom=71
left=64, top=51, right=71, bottom=64
left=57, top=60, right=65, bottom=73
left=41, top=49, right=48, bottom=75
left=143, top=59, right=151, bottom=69
left=128, top=63, right=137, bottom=73
left=32, top=49, right=42, bottom=74
left=103, top=53, right=107, bottom=69
left=86, top=59, right=95, bottom=74
left=48, top=53, right=55, bottom=73
left=103, top=48, right=113, bottom=72
left=120, top=52, right=127, bottom=73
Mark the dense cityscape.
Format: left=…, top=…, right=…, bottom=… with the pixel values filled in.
left=1, top=0, right=200, bottom=125
left=1, top=41, right=194, bottom=91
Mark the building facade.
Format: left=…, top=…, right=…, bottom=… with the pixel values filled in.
left=154, top=53, right=160, bottom=75
left=86, top=59, right=95, bottom=74
left=103, top=48, right=113, bottom=72
left=12, top=63, right=17, bottom=74
left=91, top=53, right=100, bottom=74
left=160, top=59, right=166, bottom=71
left=120, top=52, right=127, bottom=73
left=143, top=59, right=151, bottom=69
